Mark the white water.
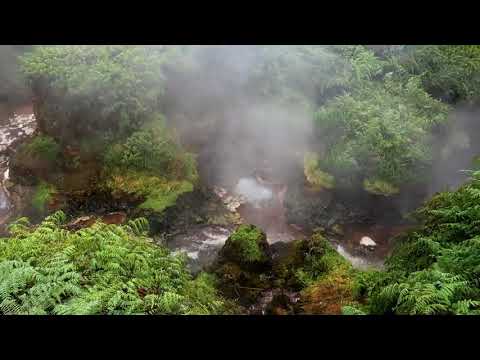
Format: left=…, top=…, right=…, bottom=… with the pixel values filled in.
left=336, top=244, right=383, bottom=270
left=234, top=177, right=272, bottom=206
left=0, top=109, right=36, bottom=221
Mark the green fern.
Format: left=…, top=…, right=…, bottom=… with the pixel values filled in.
left=0, top=212, right=229, bottom=315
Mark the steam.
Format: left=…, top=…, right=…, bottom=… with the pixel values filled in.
left=234, top=177, right=272, bottom=205
left=428, top=106, right=480, bottom=197
left=163, top=45, right=321, bottom=188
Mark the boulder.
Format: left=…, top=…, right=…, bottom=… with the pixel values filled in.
left=360, top=236, right=376, bottom=248
left=217, top=224, right=271, bottom=270
left=212, top=224, right=273, bottom=306
left=65, top=215, right=96, bottom=231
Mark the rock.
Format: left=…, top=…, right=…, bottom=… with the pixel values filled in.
left=360, top=236, right=376, bottom=247
left=331, top=223, right=344, bottom=236
left=65, top=215, right=96, bottom=231
left=100, top=211, right=127, bottom=225
left=212, top=225, right=273, bottom=306
left=217, top=224, right=271, bottom=270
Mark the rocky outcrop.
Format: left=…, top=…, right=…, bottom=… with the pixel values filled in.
left=212, top=224, right=273, bottom=305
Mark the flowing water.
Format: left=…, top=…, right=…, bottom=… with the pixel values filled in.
left=167, top=225, right=232, bottom=273
left=0, top=103, right=36, bottom=226
left=167, top=173, right=412, bottom=274
left=331, top=223, right=413, bottom=269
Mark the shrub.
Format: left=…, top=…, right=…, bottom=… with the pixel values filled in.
left=363, top=178, right=399, bottom=196
left=20, top=46, right=178, bottom=143
left=20, top=135, right=61, bottom=163
left=314, top=76, right=450, bottom=188
left=104, top=114, right=198, bottom=183
left=401, top=45, right=480, bottom=103
left=303, top=152, right=335, bottom=190
left=356, top=171, right=480, bottom=314
left=104, top=171, right=194, bottom=213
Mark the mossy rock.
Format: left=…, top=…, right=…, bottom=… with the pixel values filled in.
left=212, top=225, right=272, bottom=305
left=271, top=240, right=306, bottom=289
left=218, top=224, right=271, bottom=270
left=9, top=135, right=62, bottom=186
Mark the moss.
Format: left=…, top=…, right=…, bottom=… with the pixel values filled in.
left=298, top=235, right=357, bottom=314
left=104, top=170, right=194, bottom=213
left=271, top=240, right=306, bottom=289
left=226, top=225, right=268, bottom=263
left=300, top=265, right=356, bottom=314
left=32, top=181, right=56, bottom=213
left=295, top=232, right=352, bottom=287
left=139, top=181, right=194, bottom=212
left=304, top=152, right=335, bottom=190
left=363, top=178, right=399, bottom=196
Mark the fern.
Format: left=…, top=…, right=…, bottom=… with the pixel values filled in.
left=0, top=212, right=229, bottom=315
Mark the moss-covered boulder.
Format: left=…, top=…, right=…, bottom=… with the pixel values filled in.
left=218, top=224, right=271, bottom=270
left=9, top=135, right=61, bottom=186
left=212, top=225, right=272, bottom=305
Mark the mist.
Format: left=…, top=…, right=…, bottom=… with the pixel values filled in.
left=161, top=45, right=327, bottom=189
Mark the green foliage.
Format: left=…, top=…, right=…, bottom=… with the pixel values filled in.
left=371, top=270, right=479, bottom=315
left=303, top=152, right=335, bottom=190
left=0, top=45, right=33, bottom=102
left=138, top=180, right=194, bottom=212
left=363, top=178, right=399, bottom=196
left=252, top=45, right=354, bottom=105
left=21, top=135, right=61, bottom=163
left=227, top=225, right=266, bottom=263
left=31, top=181, right=56, bottom=213
left=104, top=170, right=194, bottom=213
left=314, top=75, right=450, bottom=188
left=401, top=45, right=480, bottom=103
left=358, top=172, right=480, bottom=314
left=104, top=114, right=198, bottom=183
left=342, top=305, right=366, bottom=315
left=0, top=212, right=229, bottom=315
left=102, top=113, right=198, bottom=213
left=295, top=233, right=351, bottom=287
left=20, top=46, right=178, bottom=142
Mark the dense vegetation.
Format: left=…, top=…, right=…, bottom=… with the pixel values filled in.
left=2, top=45, right=480, bottom=315
left=347, top=171, right=480, bottom=314
left=0, top=212, right=230, bottom=314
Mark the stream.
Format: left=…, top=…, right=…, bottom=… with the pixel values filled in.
left=0, top=103, right=413, bottom=274
left=167, top=173, right=410, bottom=276
left=0, top=104, right=36, bottom=227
